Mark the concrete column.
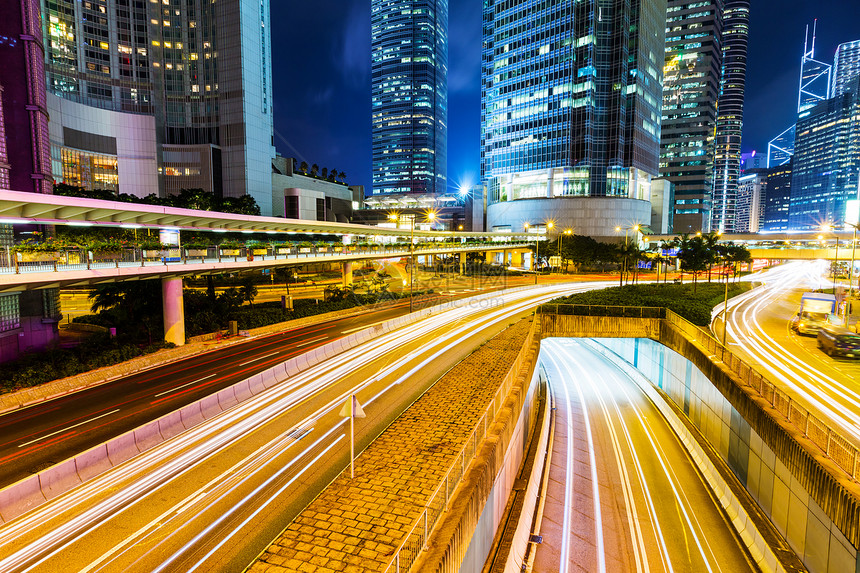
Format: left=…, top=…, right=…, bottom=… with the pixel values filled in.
left=342, top=261, right=353, bottom=286
left=484, top=251, right=492, bottom=263
left=511, top=250, right=523, bottom=268
left=162, top=276, right=185, bottom=346
left=459, top=252, right=466, bottom=274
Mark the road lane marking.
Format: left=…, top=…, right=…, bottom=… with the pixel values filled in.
left=238, top=351, right=280, bottom=366
left=341, top=319, right=390, bottom=334
left=18, top=409, right=120, bottom=448
left=154, top=374, right=217, bottom=398
left=296, top=336, right=328, bottom=348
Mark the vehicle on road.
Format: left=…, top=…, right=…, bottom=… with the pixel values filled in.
left=817, top=324, right=860, bottom=358
left=790, top=292, right=837, bottom=335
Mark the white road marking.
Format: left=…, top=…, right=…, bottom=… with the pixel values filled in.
left=238, top=351, right=280, bottom=366
left=341, top=319, right=389, bottom=334
left=154, top=374, right=217, bottom=398
left=296, top=336, right=328, bottom=348
left=19, top=409, right=121, bottom=448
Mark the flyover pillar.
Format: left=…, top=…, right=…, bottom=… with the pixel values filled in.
left=162, top=277, right=185, bottom=346
left=459, top=252, right=466, bottom=274
left=342, top=261, right=353, bottom=287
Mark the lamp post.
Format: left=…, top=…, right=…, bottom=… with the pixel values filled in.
left=525, top=223, right=539, bottom=285
left=389, top=212, right=420, bottom=312
left=557, top=229, right=572, bottom=273
left=822, top=223, right=839, bottom=288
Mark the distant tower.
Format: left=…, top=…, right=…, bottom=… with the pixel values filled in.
left=371, top=0, right=448, bottom=198
left=832, top=39, right=860, bottom=98
left=711, top=0, right=750, bottom=233
left=798, top=21, right=832, bottom=113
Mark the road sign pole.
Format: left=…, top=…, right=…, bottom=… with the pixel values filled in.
left=350, top=396, right=355, bottom=479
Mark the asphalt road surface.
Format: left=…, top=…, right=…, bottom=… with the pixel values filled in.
left=0, top=282, right=606, bottom=573
left=534, top=339, right=755, bottom=573
left=715, top=260, right=860, bottom=447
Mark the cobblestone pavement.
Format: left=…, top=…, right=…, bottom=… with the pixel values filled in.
left=247, top=319, right=532, bottom=573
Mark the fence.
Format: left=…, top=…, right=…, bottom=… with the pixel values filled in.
left=382, top=317, right=539, bottom=573
left=663, top=310, right=860, bottom=481
left=0, top=242, right=532, bottom=276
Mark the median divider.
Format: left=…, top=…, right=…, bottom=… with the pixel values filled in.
left=0, top=287, right=532, bottom=525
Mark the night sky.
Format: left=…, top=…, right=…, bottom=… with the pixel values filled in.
left=271, top=1, right=860, bottom=192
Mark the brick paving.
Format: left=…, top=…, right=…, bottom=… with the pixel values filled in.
left=248, top=319, right=533, bottom=573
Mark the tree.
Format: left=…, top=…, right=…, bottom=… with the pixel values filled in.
left=321, top=167, right=329, bottom=180
left=220, top=195, right=261, bottom=216
left=299, top=161, right=309, bottom=174
left=176, top=188, right=216, bottom=211
left=338, top=171, right=347, bottom=183
left=311, top=164, right=320, bottom=177
left=89, top=282, right=163, bottom=344
left=675, top=234, right=709, bottom=293
left=703, top=231, right=722, bottom=282
left=238, top=275, right=258, bottom=307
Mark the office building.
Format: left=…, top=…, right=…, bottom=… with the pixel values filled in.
left=481, top=0, right=666, bottom=239
left=740, top=150, right=766, bottom=172
left=761, top=160, right=792, bottom=232
left=0, top=0, right=61, bottom=364
left=711, top=0, right=750, bottom=233
left=370, top=0, right=448, bottom=198
left=271, top=156, right=363, bottom=223
left=41, top=0, right=276, bottom=213
left=788, top=77, right=860, bottom=230
left=767, top=125, right=795, bottom=168
left=660, top=0, right=723, bottom=234
left=833, top=39, right=860, bottom=98
left=735, top=169, right=766, bottom=232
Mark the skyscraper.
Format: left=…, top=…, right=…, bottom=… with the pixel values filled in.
left=832, top=39, right=860, bottom=98
left=797, top=22, right=832, bottom=113
left=710, top=0, right=750, bottom=233
left=660, top=0, right=723, bottom=234
left=481, top=0, right=665, bottom=238
left=370, top=0, right=448, bottom=198
left=735, top=169, right=766, bottom=233
left=788, top=77, right=860, bottom=230
left=761, top=160, right=792, bottom=232
left=41, top=0, right=275, bottom=212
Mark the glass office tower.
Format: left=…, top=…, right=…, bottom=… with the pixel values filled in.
left=710, top=0, right=750, bottom=233
left=761, top=160, right=792, bottom=232
left=482, top=0, right=665, bottom=238
left=833, top=39, right=860, bottom=98
left=660, top=1, right=724, bottom=234
left=40, top=0, right=275, bottom=212
left=789, top=77, right=860, bottom=230
left=370, top=0, right=448, bottom=197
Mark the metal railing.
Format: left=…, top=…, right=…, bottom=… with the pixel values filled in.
left=0, top=242, right=532, bottom=277
left=663, top=310, right=859, bottom=481
left=537, top=303, right=667, bottom=319
left=383, top=318, right=539, bottom=573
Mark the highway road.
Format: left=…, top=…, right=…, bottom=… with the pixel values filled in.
left=715, top=261, right=860, bottom=446
left=534, top=339, right=755, bottom=573
left=0, top=282, right=603, bottom=573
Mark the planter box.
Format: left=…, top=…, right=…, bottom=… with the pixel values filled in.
left=298, top=247, right=312, bottom=253
left=316, top=247, right=328, bottom=253
left=251, top=248, right=268, bottom=255
left=221, top=248, right=241, bottom=256
left=276, top=247, right=292, bottom=255
left=187, top=249, right=208, bottom=257
left=91, top=251, right=122, bottom=261
left=142, top=249, right=166, bottom=258
left=333, top=247, right=343, bottom=252
left=17, top=252, right=58, bottom=262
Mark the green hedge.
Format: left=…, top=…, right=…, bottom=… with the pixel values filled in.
left=0, top=334, right=175, bottom=393
left=549, top=282, right=752, bottom=326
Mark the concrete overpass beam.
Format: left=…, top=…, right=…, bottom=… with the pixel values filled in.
left=162, top=277, right=186, bottom=346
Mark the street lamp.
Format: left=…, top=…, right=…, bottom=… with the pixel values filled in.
left=389, top=211, right=430, bottom=312
left=557, top=229, right=572, bottom=272
left=524, top=222, right=540, bottom=285
left=822, top=223, right=839, bottom=288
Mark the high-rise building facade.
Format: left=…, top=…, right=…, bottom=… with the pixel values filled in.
left=788, top=77, right=860, bottom=230
left=832, top=39, right=860, bottom=98
left=41, top=0, right=275, bottom=213
left=761, top=160, right=792, bottom=232
left=710, top=0, right=749, bottom=233
left=735, top=168, right=766, bottom=232
left=481, top=0, right=665, bottom=238
left=660, top=0, right=723, bottom=235
left=370, top=0, right=448, bottom=198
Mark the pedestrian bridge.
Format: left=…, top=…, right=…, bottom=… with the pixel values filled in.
left=647, top=232, right=858, bottom=261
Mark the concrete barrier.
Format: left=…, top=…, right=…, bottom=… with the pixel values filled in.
left=0, top=475, right=44, bottom=524
left=215, top=386, right=238, bottom=411
left=39, top=458, right=82, bottom=500
left=198, top=393, right=221, bottom=420
left=106, top=432, right=140, bottom=466
left=75, top=444, right=112, bottom=482
left=134, top=420, right=163, bottom=452
left=157, top=411, right=185, bottom=441
left=233, top=379, right=253, bottom=404
left=179, top=402, right=204, bottom=430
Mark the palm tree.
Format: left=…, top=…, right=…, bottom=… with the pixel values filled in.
left=311, top=164, right=320, bottom=177
left=321, top=167, right=329, bottom=180
left=703, top=231, right=722, bottom=282
left=299, top=161, right=309, bottom=174
left=338, top=171, right=347, bottom=183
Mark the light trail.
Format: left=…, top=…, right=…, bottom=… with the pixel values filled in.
left=723, top=261, right=860, bottom=442
left=0, top=282, right=607, bottom=572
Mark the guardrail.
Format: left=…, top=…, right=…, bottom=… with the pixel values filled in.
left=663, top=310, right=860, bottom=481
left=383, top=317, right=539, bottom=573
left=537, top=303, right=667, bottom=319
left=0, top=242, right=532, bottom=276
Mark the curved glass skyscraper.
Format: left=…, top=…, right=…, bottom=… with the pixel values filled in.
left=371, top=0, right=448, bottom=198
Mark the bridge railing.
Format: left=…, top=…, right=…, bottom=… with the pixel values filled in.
left=0, top=242, right=532, bottom=276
